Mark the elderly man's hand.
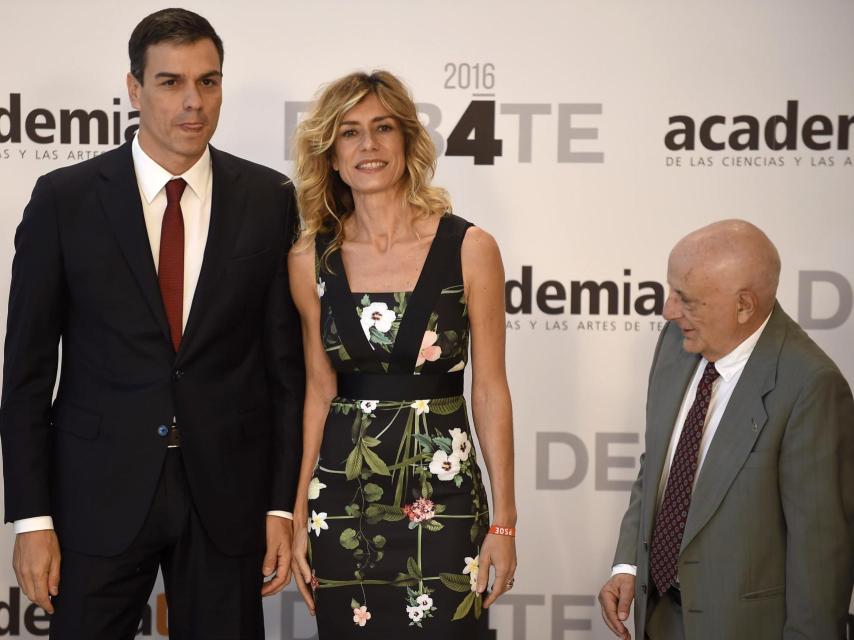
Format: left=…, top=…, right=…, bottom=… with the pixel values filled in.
left=598, top=572, right=635, bottom=639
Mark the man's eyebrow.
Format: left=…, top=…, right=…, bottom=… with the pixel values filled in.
left=152, top=70, right=223, bottom=80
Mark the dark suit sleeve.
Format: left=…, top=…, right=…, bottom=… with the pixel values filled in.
left=264, top=183, right=305, bottom=512
left=779, top=367, right=854, bottom=638
left=0, top=175, right=65, bottom=522
left=613, top=323, right=670, bottom=566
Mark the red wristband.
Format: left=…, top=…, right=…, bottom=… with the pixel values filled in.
left=488, top=524, right=516, bottom=537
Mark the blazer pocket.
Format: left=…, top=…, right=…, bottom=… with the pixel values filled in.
left=53, top=402, right=101, bottom=440
left=741, top=585, right=785, bottom=600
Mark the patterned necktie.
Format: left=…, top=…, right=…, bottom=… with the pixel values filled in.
left=649, top=360, right=720, bottom=595
left=159, top=178, right=187, bottom=352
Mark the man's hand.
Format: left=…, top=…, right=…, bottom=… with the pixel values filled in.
left=261, top=516, right=293, bottom=597
left=598, top=572, right=635, bottom=639
left=13, top=530, right=61, bottom=614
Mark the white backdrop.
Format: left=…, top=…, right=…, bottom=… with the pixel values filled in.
left=1, top=1, right=852, bottom=638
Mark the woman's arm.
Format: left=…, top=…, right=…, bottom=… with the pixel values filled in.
left=287, top=243, right=338, bottom=614
left=461, top=226, right=517, bottom=608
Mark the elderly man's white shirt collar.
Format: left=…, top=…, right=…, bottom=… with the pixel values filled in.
left=707, top=312, right=772, bottom=382
left=131, top=134, right=211, bottom=204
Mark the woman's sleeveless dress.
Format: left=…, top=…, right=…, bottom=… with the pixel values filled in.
left=308, top=214, right=490, bottom=637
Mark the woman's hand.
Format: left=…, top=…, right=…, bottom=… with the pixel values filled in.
left=476, top=532, right=518, bottom=608
left=290, top=512, right=316, bottom=615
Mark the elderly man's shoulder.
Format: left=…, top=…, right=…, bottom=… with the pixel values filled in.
left=776, top=311, right=849, bottom=390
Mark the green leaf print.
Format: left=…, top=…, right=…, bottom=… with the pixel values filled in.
left=372, top=535, right=387, bottom=549
left=350, top=598, right=361, bottom=610
left=339, top=528, right=359, bottom=550
left=406, top=557, right=422, bottom=580
left=363, top=483, right=384, bottom=503
left=423, top=519, right=444, bottom=532
left=439, top=573, right=471, bottom=593
left=474, top=592, right=483, bottom=619
left=452, top=591, right=476, bottom=620
left=434, top=436, right=453, bottom=453
left=361, top=436, right=381, bottom=447
left=362, top=445, right=390, bottom=476
left=345, top=446, right=363, bottom=480
left=392, top=573, right=419, bottom=587
left=360, top=294, right=371, bottom=306
left=369, top=326, right=394, bottom=345
left=413, top=433, right=434, bottom=453
left=364, top=503, right=406, bottom=524
left=429, top=397, right=464, bottom=415
left=421, top=481, right=433, bottom=499
left=344, top=503, right=361, bottom=517
left=393, top=291, right=408, bottom=314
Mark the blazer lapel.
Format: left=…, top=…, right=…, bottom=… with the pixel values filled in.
left=642, top=331, right=701, bottom=541
left=98, top=143, right=172, bottom=346
left=680, top=305, right=785, bottom=552
left=177, top=147, right=247, bottom=360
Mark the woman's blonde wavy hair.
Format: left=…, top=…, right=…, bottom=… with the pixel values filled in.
left=293, top=70, right=451, bottom=270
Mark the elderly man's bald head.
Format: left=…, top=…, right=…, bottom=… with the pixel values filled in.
left=664, top=219, right=781, bottom=361
left=672, top=219, right=781, bottom=312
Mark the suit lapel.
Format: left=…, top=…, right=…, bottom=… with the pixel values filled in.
left=642, top=329, right=701, bottom=540
left=680, top=306, right=785, bottom=552
left=177, top=147, right=247, bottom=361
left=98, top=143, right=172, bottom=346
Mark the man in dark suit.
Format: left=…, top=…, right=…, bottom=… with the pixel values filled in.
left=0, top=9, right=305, bottom=638
left=598, top=220, right=854, bottom=639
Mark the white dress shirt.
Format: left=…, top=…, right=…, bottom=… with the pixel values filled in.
left=15, top=137, right=290, bottom=534
left=612, top=314, right=771, bottom=577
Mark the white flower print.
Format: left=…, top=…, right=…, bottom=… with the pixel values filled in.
left=359, top=400, right=378, bottom=414
left=359, top=302, right=396, bottom=341
left=308, top=477, right=327, bottom=500
left=407, top=605, right=425, bottom=622
left=429, top=450, right=461, bottom=481
left=449, top=428, right=471, bottom=461
left=416, top=594, right=433, bottom=610
left=352, top=605, right=371, bottom=626
left=309, top=510, right=328, bottom=537
left=316, top=278, right=326, bottom=299
left=410, top=399, right=430, bottom=415
left=464, top=555, right=479, bottom=590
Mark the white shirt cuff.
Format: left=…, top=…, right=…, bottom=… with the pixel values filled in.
left=14, top=516, right=55, bottom=534
left=611, top=564, right=637, bottom=577
left=267, top=510, right=293, bottom=520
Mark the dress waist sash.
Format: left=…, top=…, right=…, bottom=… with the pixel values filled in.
left=336, top=371, right=464, bottom=400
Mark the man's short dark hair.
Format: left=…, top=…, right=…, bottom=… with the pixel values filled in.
left=129, top=8, right=224, bottom=83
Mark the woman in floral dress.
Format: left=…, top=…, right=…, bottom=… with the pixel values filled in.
left=288, top=71, right=516, bottom=638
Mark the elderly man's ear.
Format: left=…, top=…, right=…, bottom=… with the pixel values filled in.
left=736, top=290, right=759, bottom=324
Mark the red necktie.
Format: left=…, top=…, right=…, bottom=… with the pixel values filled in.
left=159, top=178, right=186, bottom=352
left=649, top=361, right=720, bottom=595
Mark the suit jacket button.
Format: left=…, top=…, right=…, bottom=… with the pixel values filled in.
left=173, top=369, right=184, bottom=380
left=157, top=425, right=169, bottom=437
left=642, top=584, right=648, bottom=594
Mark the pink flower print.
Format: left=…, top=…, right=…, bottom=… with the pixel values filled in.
left=352, top=605, right=372, bottom=626
left=403, top=497, right=436, bottom=523
left=416, top=331, right=442, bottom=366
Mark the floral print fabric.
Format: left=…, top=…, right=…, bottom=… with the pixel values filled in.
left=310, top=215, right=489, bottom=638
